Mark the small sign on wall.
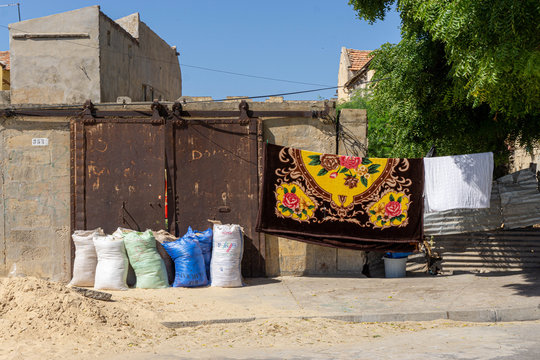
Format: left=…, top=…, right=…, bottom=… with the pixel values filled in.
left=32, top=138, right=49, bottom=146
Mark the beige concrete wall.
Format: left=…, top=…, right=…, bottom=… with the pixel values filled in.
left=100, top=13, right=182, bottom=102
left=0, top=117, right=71, bottom=280
left=9, top=6, right=102, bottom=104
left=338, top=108, right=368, bottom=156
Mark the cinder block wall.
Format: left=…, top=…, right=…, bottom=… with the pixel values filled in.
left=0, top=118, right=71, bottom=280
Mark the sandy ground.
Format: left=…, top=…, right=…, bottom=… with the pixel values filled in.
left=0, top=277, right=514, bottom=359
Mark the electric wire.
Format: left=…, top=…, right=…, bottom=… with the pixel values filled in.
left=0, top=23, right=334, bottom=87
left=0, top=22, right=388, bottom=110
left=0, top=77, right=388, bottom=110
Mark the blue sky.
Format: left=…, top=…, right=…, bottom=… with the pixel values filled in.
left=0, top=1, right=401, bottom=101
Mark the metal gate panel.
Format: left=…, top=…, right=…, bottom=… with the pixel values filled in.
left=171, top=119, right=264, bottom=277
left=71, top=120, right=165, bottom=234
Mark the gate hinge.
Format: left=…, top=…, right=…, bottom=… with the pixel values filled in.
left=151, top=100, right=167, bottom=125
left=239, top=100, right=251, bottom=126
left=81, top=100, right=96, bottom=124
left=170, top=101, right=186, bottom=127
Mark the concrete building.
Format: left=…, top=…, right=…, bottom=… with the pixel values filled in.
left=8, top=5, right=181, bottom=105
left=337, top=47, right=373, bottom=102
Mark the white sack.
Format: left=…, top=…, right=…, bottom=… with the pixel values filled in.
left=210, top=224, right=244, bottom=287
left=69, top=228, right=104, bottom=287
left=112, top=227, right=137, bottom=286
left=93, top=234, right=129, bottom=291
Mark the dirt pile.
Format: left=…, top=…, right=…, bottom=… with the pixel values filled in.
left=0, top=277, right=171, bottom=358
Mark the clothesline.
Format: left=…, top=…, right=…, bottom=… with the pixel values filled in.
left=256, top=143, right=494, bottom=252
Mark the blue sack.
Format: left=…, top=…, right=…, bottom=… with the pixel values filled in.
left=186, top=227, right=213, bottom=280
left=162, top=235, right=208, bottom=287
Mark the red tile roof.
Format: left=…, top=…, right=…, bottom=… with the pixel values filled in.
left=0, top=51, right=9, bottom=70
left=347, top=49, right=371, bottom=71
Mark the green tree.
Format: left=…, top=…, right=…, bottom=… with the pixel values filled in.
left=347, top=0, right=540, bottom=166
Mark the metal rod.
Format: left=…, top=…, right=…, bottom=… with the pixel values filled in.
left=0, top=3, right=20, bottom=21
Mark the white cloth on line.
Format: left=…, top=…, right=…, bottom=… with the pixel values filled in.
left=424, top=152, right=494, bottom=212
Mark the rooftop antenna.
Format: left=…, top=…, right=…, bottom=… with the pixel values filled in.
left=0, top=3, right=21, bottom=22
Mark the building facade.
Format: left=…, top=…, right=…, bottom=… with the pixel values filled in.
left=9, top=6, right=181, bottom=105
left=337, top=47, right=374, bottom=102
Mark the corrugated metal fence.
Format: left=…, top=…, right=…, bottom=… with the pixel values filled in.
left=420, top=168, right=540, bottom=273
left=424, top=169, right=540, bottom=235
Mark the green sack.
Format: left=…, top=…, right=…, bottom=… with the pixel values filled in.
left=123, top=230, right=168, bottom=289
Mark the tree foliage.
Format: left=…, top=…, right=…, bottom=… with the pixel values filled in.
left=347, top=0, right=540, bottom=165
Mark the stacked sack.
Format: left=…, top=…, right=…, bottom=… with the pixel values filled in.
left=185, top=227, right=213, bottom=281
left=119, top=229, right=169, bottom=289
left=69, top=224, right=244, bottom=290
left=93, top=233, right=130, bottom=290
left=69, top=228, right=172, bottom=290
left=210, top=224, right=244, bottom=287
left=161, top=227, right=211, bottom=287
left=69, top=228, right=105, bottom=287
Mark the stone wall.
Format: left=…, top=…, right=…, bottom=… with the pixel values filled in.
left=0, top=117, right=71, bottom=280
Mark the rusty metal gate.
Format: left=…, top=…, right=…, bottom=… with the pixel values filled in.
left=169, top=118, right=263, bottom=277
left=71, top=101, right=265, bottom=276
left=71, top=102, right=166, bottom=234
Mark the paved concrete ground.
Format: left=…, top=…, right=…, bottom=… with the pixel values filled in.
left=111, top=271, right=540, bottom=327
left=118, top=321, right=540, bottom=360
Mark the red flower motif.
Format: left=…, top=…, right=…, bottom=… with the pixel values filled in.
left=329, top=172, right=338, bottom=179
left=339, top=156, right=361, bottom=169
left=385, top=201, right=402, bottom=218
left=283, top=192, right=300, bottom=209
